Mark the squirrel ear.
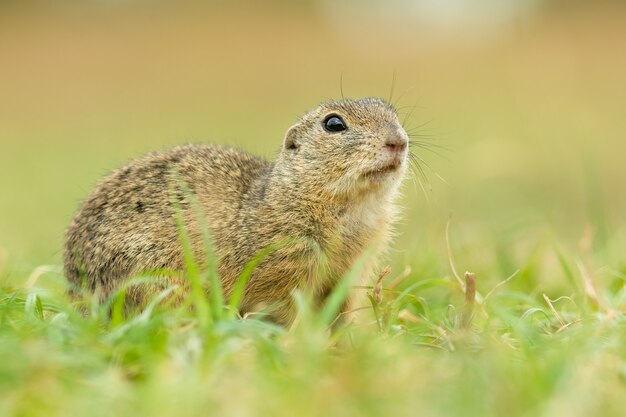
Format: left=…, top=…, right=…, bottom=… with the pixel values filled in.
left=283, top=125, right=300, bottom=150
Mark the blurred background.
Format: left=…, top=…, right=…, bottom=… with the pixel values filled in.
left=1, top=0, right=625, bottom=290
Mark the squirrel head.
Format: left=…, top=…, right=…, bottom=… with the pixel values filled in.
left=277, top=97, right=409, bottom=200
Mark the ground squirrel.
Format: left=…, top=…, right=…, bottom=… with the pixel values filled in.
left=64, top=97, right=410, bottom=325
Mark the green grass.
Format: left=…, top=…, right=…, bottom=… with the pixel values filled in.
left=1, top=223, right=626, bottom=416
left=2, top=2, right=626, bottom=416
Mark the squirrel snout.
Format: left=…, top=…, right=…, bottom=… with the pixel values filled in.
left=384, top=133, right=408, bottom=153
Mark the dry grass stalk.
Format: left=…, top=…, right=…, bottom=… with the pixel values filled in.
left=372, top=266, right=391, bottom=305
left=543, top=293, right=565, bottom=327
left=461, top=271, right=476, bottom=328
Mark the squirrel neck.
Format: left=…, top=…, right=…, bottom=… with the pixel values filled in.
left=264, top=161, right=345, bottom=215
left=257, top=160, right=397, bottom=251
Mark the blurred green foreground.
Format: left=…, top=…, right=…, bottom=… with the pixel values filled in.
left=1, top=1, right=626, bottom=416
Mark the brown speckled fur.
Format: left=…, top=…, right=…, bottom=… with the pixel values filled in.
left=64, top=97, right=409, bottom=325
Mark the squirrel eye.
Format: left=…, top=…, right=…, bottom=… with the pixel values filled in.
left=323, top=115, right=347, bottom=132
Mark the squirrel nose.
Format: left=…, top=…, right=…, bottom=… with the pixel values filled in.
left=385, top=133, right=408, bottom=153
